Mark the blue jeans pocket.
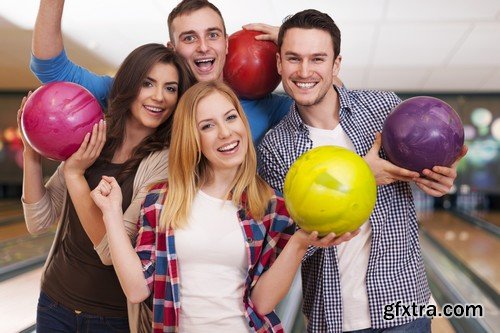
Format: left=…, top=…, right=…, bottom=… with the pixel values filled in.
left=103, top=316, right=130, bottom=332
left=37, top=291, right=59, bottom=313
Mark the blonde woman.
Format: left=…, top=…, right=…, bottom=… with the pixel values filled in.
left=91, top=81, right=356, bottom=332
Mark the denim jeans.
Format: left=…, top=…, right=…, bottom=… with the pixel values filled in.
left=345, top=317, right=431, bottom=333
left=36, top=291, right=130, bottom=333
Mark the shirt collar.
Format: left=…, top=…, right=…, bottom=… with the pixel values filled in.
left=336, top=85, right=353, bottom=114
left=288, top=103, right=308, bottom=133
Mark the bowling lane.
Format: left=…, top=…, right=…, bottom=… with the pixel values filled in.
left=0, top=203, right=23, bottom=223
left=0, top=200, right=21, bottom=208
left=431, top=309, right=455, bottom=333
left=0, top=202, right=28, bottom=242
left=0, top=219, right=30, bottom=242
left=0, top=215, right=55, bottom=275
left=418, top=210, right=500, bottom=294
left=467, top=210, right=500, bottom=227
left=0, top=198, right=55, bottom=279
left=0, top=199, right=26, bottom=240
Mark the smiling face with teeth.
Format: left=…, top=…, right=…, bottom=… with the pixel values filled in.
left=277, top=28, right=341, bottom=110
left=129, top=62, right=179, bottom=135
left=169, top=7, right=228, bottom=83
left=196, top=91, right=248, bottom=178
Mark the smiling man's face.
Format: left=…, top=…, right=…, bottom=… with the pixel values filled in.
left=169, top=7, right=228, bottom=83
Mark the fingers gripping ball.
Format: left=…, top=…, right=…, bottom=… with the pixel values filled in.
left=382, top=96, right=464, bottom=173
left=21, top=82, right=104, bottom=161
left=284, top=146, right=377, bottom=236
left=223, top=30, right=281, bottom=100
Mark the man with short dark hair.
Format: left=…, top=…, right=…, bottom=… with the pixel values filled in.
left=31, top=0, right=292, bottom=145
left=258, top=9, right=466, bottom=333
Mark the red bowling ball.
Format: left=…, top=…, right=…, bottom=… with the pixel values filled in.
left=21, top=81, right=104, bottom=161
left=382, top=96, right=464, bottom=173
left=223, top=29, right=281, bottom=99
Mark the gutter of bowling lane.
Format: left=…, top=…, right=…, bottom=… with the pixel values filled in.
left=420, top=227, right=500, bottom=308
left=0, top=254, right=46, bottom=283
left=451, top=209, right=500, bottom=238
left=0, top=232, right=54, bottom=282
left=421, top=233, right=496, bottom=333
left=19, top=324, right=36, bottom=333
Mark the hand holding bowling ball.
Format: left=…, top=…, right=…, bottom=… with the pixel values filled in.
left=223, top=29, right=281, bottom=99
left=382, top=96, right=464, bottom=174
left=291, top=228, right=361, bottom=250
left=62, top=119, right=107, bottom=178
left=15, top=94, right=32, bottom=149
left=20, top=82, right=104, bottom=161
left=284, top=146, right=377, bottom=236
left=363, top=132, right=420, bottom=185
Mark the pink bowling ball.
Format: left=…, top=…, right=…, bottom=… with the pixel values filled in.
left=21, top=82, right=104, bottom=161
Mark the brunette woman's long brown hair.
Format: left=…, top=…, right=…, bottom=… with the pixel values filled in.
left=98, top=43, right=194, bottom=182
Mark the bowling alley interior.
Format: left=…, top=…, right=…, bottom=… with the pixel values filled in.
left=0, top=1, right=499, bottom=332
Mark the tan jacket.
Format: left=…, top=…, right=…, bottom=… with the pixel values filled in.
left=22, top=150, right=168, bottom=333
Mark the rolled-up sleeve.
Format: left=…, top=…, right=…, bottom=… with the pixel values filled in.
left=135, top=194, right=160, bottom=293
left=250, top=194, right=295, bottom=289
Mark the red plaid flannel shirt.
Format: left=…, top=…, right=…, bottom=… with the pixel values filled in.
left=135, top=182, right=295, bottom=332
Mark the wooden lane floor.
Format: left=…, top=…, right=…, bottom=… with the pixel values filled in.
left=418, top=210, right=500, bottom=294
left=0, top=199, right=21, bottom=208
left=0, top=200, right=47, bottom=241
left=431, top=308, right=455, bottom=333
left=0, top=230, right=54, bottom=272
left=0, top=214, right=55, bottom=277
left=0, top=201, right=23, bottom=225
left=468, top=210, right=500, bottom=227
left=0, top=218, right=30, bottom=241
left=0, top=205, right=22, bottom=219
left=0, top=201, right=48, bottom=242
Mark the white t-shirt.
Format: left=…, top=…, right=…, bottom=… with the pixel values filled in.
left=306, top=124, right=436, bottom=329
left=175, top=190, right=250, bottom=333
left=306, top=124, right=372, bottom=331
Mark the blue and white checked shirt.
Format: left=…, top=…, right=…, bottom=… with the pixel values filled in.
left=257, top=86, right=430, bottom=332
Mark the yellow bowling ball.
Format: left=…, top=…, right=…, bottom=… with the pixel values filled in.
left=284, top=146, right=377, bottom=236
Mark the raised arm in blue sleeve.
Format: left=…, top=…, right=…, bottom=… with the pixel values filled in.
left=30, top=49, right=114, bottom=109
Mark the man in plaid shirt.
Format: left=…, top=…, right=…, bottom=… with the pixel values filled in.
left=258, top=9, right=466, bottom=333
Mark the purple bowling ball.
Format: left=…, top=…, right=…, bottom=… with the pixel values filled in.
left=21, top=81, right=104, bottom=161
left=382, top=96, right=464, bottom=173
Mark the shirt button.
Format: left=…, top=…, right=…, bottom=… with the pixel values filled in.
left=249, top=322, right=254, bottom=327
left=246, top=237, right=253, bottom=243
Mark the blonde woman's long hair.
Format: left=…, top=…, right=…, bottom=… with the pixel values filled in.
left=159, top=81, right=273, bottom=230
